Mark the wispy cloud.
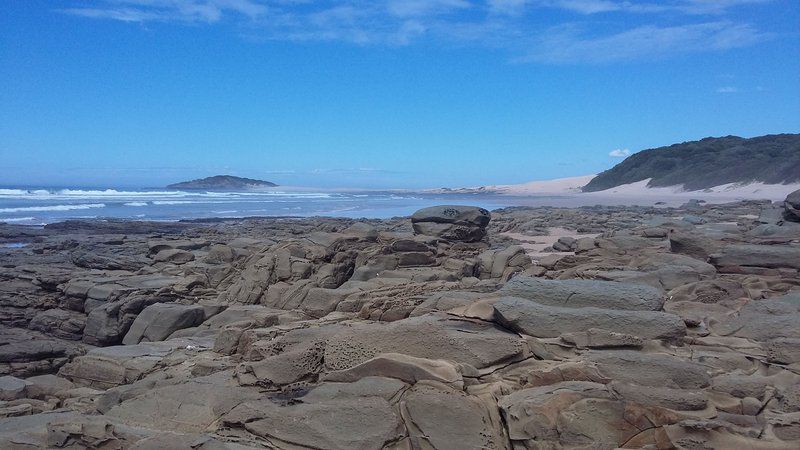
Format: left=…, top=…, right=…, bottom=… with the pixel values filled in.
left=716, top=85, right=739, bottom=93
left=609, top=148, right=631, bottom=157
left=61, top=0, right=777, bottom=63
left=529, top=0, right=773, bottom=15
left=63, top=0, right=268, bottom=23
left=522, top=21, right=769, bottom=63
left=309, top=167, right=402, bottom=176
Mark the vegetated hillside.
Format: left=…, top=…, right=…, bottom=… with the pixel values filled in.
left=167, top=175, right=278, bottom=190
left=582, top=134, right=800, bottom=192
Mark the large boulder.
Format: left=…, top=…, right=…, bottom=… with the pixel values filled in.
left=499, top=276, right=665, bottom=311
left=411, top=205, right=490, bottom=242
left=122, top=303, right=205, bottom=345
left=785, top=189, right=800, bottom=222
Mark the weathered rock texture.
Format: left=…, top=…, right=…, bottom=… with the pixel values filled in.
left=1, top=200, right=799, bottom=449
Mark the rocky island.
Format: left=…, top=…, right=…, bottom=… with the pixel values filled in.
left=167, top=175, right=278, bottom=190
left=1, top=193, right=800, bottom=448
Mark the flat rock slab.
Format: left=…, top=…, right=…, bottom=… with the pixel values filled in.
left=400, top=382, right=507, bottom=450
left=499, top=276, right=665, bottom=311
left=711, top=292, right=800, bottom=340
left=122, top=303, right=206, bottom=345
left=587, top=350, right=711, bottom=389
left=225, top=397, right=403, bottom=450
left=493, top=297, right=686, bottom=342
left=709, top=244, right=800, bottom=269
left=324, top=314, right=526, bottom=371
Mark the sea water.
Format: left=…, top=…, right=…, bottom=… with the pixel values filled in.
left=0, top=187, right=518, bottom=225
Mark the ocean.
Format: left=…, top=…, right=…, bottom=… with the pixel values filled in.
left=0, top=187, right=518, bottom=225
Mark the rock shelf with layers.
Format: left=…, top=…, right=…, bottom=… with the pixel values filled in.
left=0, top=200, right=799, bottom=448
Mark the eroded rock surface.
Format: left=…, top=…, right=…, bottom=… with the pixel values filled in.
left=1, top=201, right=799, bottom=448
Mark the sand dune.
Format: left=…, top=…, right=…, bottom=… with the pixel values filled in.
left=482, top=175, right=799, bottom=205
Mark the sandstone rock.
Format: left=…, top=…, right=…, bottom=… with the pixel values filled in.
left=122, top=303, right=205, bottom=345
left=23, top=374, right=75, bottom=400
left=324, top=353, right=464, bottom=388
left=498, top=381, right=614, bottom=443
left=766, top=338, right=800, bottom=364
left=106, top=377, right=259, bottom=433
left=70, top=250, right=146, bottom=271
left=411, top=205, right=490, bottom=242
left=152, top=248, right=195, bottom=264
left=709, top=244, right=800, bottom=270
left=587, top=351, right=711, bottom=389
left=301, top=377, right=406, bottom=403
left=785, top=189, right=800, bottom=222
left=610, top=381, right=708, bottom=411
left=224, top=396, right=403, bottom=449
left=711, top=293, right=800, bottom=340
left=400, top=382, right=507, bottom=450
left=499, top=276, right=665, bottom=311
left=61, top=338, right=210, bottom=389
left=0, top=375, right=28, bottom=401
left=493, top=297, right=686, bottom=342
left=560, top=328, right=644, bottom=349
left=28, top=309, right=86, bottom=341
left=324, top=314, right=526, bottom=371
left=669, top=229, right=721, bottom=260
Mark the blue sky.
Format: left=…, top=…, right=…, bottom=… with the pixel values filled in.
left=1, top=0, right=798, bottom=189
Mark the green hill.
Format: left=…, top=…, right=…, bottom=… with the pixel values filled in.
left=167, top=175, right=277, bottom=190
left=582, top=134, right=800, bottom=192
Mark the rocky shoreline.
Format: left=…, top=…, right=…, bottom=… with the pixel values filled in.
left=1, top=196, right=799, bottom=448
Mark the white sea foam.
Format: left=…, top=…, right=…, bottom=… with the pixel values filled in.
left=152, top=200, right=195, bottom=205
left=0, top=188, right=335, bottom=200
left=0, top=203, right=106, bottom=213
left=1, top=217, right=36, bottom=222
left=124, top=202, right=149, bottom=207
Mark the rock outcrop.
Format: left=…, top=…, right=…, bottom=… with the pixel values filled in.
left=785, top=189, right=800, bottom=222
left=0, top=201, right=799, bottom=448
left=411, top=205, right=490, bottom=242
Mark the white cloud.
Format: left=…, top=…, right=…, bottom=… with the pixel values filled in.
left=716, top=86, right=739, bottom=93
left=529, top=0, right=773, bottom=15
left=387, top=0, right=471, bottom=18
left=609, top=148, right=631, bottom=157
left=62, top=0, right=775, bottom=63
left=64, top=0, right=268, bottom=23
left=522, top=21, right=769, bottom=63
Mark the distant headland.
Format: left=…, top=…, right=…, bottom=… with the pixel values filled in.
left=167, top=175, right=278, bottom=190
